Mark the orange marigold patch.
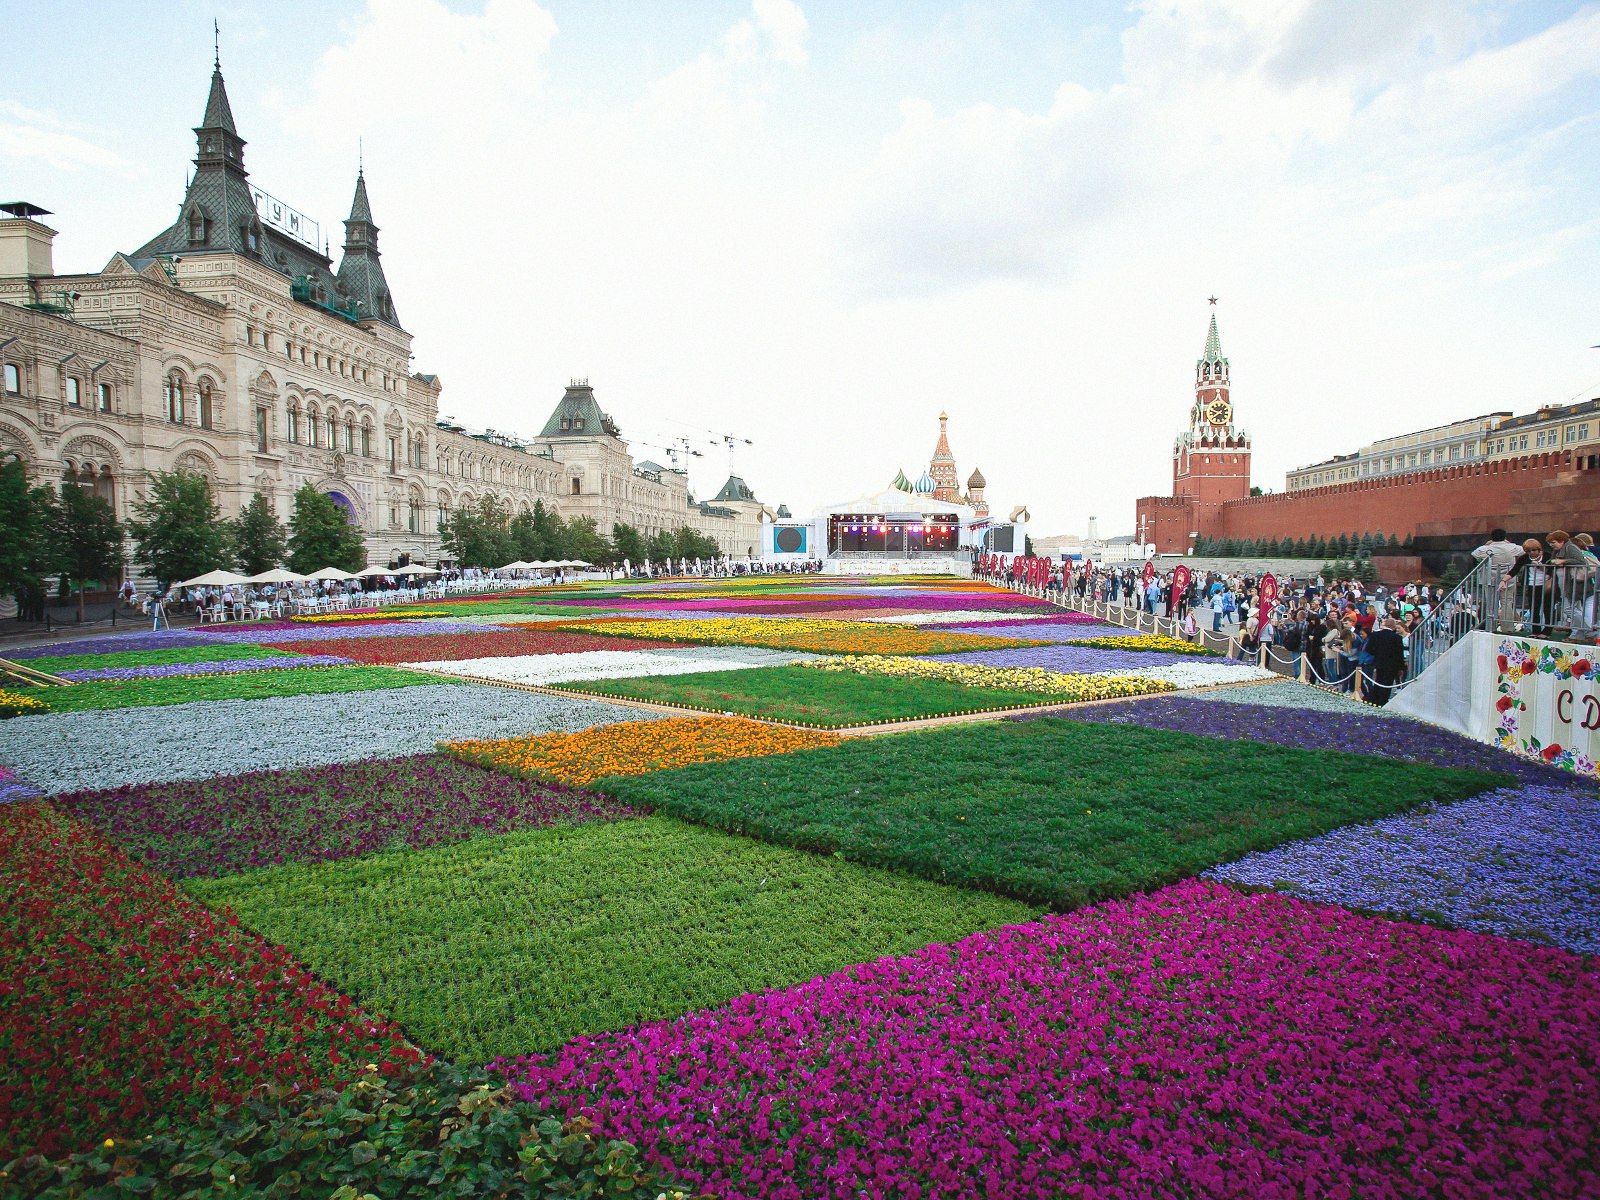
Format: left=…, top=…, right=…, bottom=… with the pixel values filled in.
left=442, top=716, right=839, bottom=787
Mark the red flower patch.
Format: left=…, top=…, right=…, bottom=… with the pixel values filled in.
left=266, top=627, right=690, bottom=665
left=0, top=803, right=421, bottom=1159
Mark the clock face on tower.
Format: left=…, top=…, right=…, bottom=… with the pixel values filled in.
left=1206, top=399, right=1232, bottom=426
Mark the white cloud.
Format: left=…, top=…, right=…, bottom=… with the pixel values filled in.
left=0, top=101, right=126, bottom=171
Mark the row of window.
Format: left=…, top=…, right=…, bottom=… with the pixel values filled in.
left=243, top=325, right=399, bottom=392
left=5, top=363, right=116, bottom=412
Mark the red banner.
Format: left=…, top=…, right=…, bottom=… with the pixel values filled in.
left=1084, top=559, right=1095, bottom=579
left=1173, top=564, right=1191, bottom=597
left=1142, top=560, right=1156, bottom=587
left=1258, top=572, right=1279, bottom=625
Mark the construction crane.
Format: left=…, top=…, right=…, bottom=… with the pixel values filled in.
left=665, top=419, right=754, bottom=474
left=637, top=435, right=703, bottom=472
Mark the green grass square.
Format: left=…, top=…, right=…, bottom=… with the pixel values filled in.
left=186, top=816, right=1035, bottom=1061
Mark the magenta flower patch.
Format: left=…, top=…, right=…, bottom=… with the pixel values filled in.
left=500, top=881, right=1600, bottom=1199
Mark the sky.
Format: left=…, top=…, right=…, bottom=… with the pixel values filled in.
left=6, top=0, right=1599, bottom=537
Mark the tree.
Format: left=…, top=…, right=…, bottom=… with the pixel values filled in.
left=437, top=494, right=512, bottom=569
left=0, top=459, right=56, bottom=621
left=233, top=493, right=288, bottom=575
left=560, top=517, right=611, bottom=567
left=52, top=484, right=125, bottom=621
left=1352, top=554, right=1379, bottom=586
left=1311, top=536, right=1329, bottom=558
left=128, top=470, right=233, bottom=589
left=1291, top=537, right=1309, bottom=558
left=670, top=526, right=720, bottom=562
left=1265, top=537, right=1282, bottom=557
left=288, top=484, right=367, bottom=574
left=1249, top=486, right=1264, bottom=497
left=1387, top=532, right=1401, bottom=549
left=645, top=530, right=676, bottom=563
left=1436, top=561, right=1463, bottom=592
left=611, top=522, right=645, bottom=567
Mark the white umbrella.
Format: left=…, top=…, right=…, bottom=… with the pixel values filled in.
left=245, top=568, right=306, bottom=584
left=177, top=569, right=249, bottom=587
left=497, top=561, right=533, bottom=572
left=392, top=563, right=439, bottom=577
left=356, top=565, right=395, bottom=578
left=305, top=566, right=359, bottom=581
left=566, top=559, right=591, bottom=568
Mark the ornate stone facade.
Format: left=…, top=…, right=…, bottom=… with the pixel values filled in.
left=0, top=63, right=778, bottom=574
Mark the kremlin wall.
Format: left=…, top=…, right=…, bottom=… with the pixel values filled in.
left=1136, top=314, right=1600, bottom=571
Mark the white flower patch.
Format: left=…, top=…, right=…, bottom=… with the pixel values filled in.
left=1105, top=661, right=1278, bottom=689
left=400, top=645, right=817, bottom=687
left=1, top=684, right=666, bottom=795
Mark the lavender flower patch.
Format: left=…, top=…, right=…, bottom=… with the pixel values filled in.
left=932, top=644, right=1257, bottom=674
left=946, top=620, right=1143, bottom=641
left=56, top=754, right=645, bottom=879
left=6, top=630, right=217, bottom=659
left=192, top=620, right=491, bottom=644
left=0, top=684, right=668, bottom=795
left=55, top=654, right=353, bottom=681
left=1208, top=783, right=1600, bottom=956
left=1179, top=678, right=1406, bottom=717
left=0, top=766, right=42, bottom=804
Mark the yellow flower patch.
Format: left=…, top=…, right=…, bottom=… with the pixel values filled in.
left=556, top=617, right=1044, bottom=657
left=443, top=716, right=840, bottom=786
left=1067, top=634, right=1213, bottom=656
left=802, top=655, right=1177, bottom=701
left=0, top=689, right=51, bottom=718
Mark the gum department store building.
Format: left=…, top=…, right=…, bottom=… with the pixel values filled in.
left=0, top=60, right=779, bottom=573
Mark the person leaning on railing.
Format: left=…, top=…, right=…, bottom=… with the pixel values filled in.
left=1508, top=538, right=1557, bottom=636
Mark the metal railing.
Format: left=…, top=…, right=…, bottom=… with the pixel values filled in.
left=1408, top=555, right=1599, bottom=676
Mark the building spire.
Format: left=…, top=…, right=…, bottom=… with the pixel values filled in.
left=1201, top=313, right=1224, bottom=365
left=214, top=18, right=221, bottom=68
left=336, top=164, right=400, bottom=327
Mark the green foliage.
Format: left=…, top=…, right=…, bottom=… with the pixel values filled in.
left=645, top=529, right=675, bottom=563
left=440, top=494, right=515, bottom=569
left=669, top=526, right=720, bottom=562
left=600, top=719, right=1508, bottom=912
left=1311, top=536, right=1329, bottom=558
left=0, top=462, right=60, bottom=621
left=554, top=665, right=1072, bottom=728
left=1265, top=537, right=1282, bottom=557
left=41, top=667, right=447, bottom=713
left=288, top=485, right=366, bottom=575
left=1387, top=532, right=1401, bottom=549
left=610, top=522, right=645, bottom=567
left=50, top=485, right=125, bottom=621
left=128, top=470, right=234, bottom=589
left=4, top=1060, right=695, bottom=1200
left=556, top=516, right=612, bottom=567
left=233, top=492, right=288, bottom=576
left=187, top=816, right=1032, bottom=1060
left=1437, top=562, right=1464, bottom=593
left=1351, top=554, right=1379, bottom=585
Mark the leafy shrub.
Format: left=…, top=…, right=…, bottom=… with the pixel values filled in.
left=3, top=1061, right=697, bottom=1199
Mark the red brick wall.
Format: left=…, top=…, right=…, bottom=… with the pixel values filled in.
left=1213, top=453, right=1598, bottom=543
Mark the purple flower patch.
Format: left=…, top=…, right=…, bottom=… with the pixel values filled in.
left=6, top=631, right=217, bottom=660
left=55, top=655, right=354, bottom=681
left=497, top=880, right=1600, bottom=1200
left=193, top=620, right=491, bottom=644
left=56, top=753, right=646, bottom=878
left=0, top=766, right=43, bottom=804
left=946, top=620, right=1144, bottom=641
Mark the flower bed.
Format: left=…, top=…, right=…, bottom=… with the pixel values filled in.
left=25, top=643, right=295, bottom=673
left=558, top=617, right=1044, bottom=656
left=445, top=717, right=840, bottom=787
left=1066, top=632, right=1212, bottom=655
left=188, top=815, right=1034, bottom=1061
left=0, top=689, right=49, bottom=718
left=58, top=754, right=641, bottom=879
left=803, top=654, right=1178, bottom=702
left=36, top=665, right=442, bottom=713
left=1107, top=662, right=1276, bottom=687
left=600, top=717, right=1505, bottom=908
left=54, top=654, right=354, bottom=682
left=0, top=803, right=422, bottom=1159
left=499, top=880, right=1600, bottom=1200
left=946, top=618, right=1140, bottom=641
left=289, top=608, right=455, bottom=623
left=551, top=664, right=1082, bottom=727
left=0, top=766, right=42, bottom=803
left=408, top=646, right=816, bottom=687
left=195, top=618, right=492, bottom=643
left=930, top=644, right=1229, bottom=674
left=3, top=684, right=668, bottom=796
left=1178, top=677, right=1404, bottom=715
left=949, top=612, right=1116, bottom=630
left=266, top=626, right=690, bottom=665
left=4, top=630, right=218, bottom=659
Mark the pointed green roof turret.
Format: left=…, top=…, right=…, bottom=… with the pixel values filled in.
left=202, top=65, right=237, bottom=134
left=891, top=468, right=912, bottom=491
left=335, top=167, right=401, bottom=327
left=1199, top=313, right=1227, bottom=367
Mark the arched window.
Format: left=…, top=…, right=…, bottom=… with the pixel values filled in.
left=345, top=418, right=356, bottom=453
left=198, top=380, right=214, bottom=429
left=286, top=405, right=300, bottom=444
left=407, top=497, right=421, bottom=533
left=3, top=364, right=19, bottom=393
left=571, top=477, right=581, bottom=495
left=326, top=413, right=337, bottom=449
left=307, top=405, right=321, bottom=448
left=165, top=372, right=186, bottom=423
left=361, top=422, right=372, bottom=457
